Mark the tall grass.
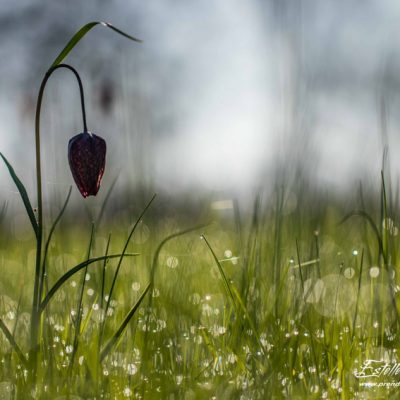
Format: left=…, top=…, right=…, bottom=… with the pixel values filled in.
left=1, top=176, right=399, bottom=398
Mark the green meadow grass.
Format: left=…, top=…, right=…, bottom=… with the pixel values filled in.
left=0, top=178, right=399, bottom=399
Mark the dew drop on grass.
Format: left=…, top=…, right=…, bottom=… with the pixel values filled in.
left=310, top=385, right=319, bottom=393
left=175, top=375, right=183, bottom=385
left=123, top=387, right=132, bottom=397
left=131, top=282, right=141, bottom=291
left=6, top=311, right=15, bottom=320
left=352, top=250, right=358, bottom=256
left=106, top=308, right=114, bottom=317
left=127, top=363, right=137, bottom=375
left=369, top=266, right=380, bottom=278
left=157, top=319, right=166, bottom=330
left=224, top=249, right=232, bottom=258
left=110, top=300, right=118, bottom=307
left=85, top=273, right=91, bottom=281
left=202, top=304, right=213, bottom=317
left=344, top=268, right=355, bottom=279
left=166, top=256, right=179, bottom=269
left=54, top=324, right=64, bottom=332
left=383, top=218, right=394, bottom=230
left=65, top=345, right=73, bottom=354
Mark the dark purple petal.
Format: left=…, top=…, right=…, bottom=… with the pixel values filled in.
left=68, top=131, right=106, bottom=198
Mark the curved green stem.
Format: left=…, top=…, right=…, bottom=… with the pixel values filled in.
left=30, top=63, right=88, bottom=378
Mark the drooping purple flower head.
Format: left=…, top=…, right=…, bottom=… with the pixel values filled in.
left=68, top=131, right=106, bottom=198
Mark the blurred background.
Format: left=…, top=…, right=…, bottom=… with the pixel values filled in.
left=0, top=0, right=400, bottom=214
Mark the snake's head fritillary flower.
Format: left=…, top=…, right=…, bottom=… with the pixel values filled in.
left=68, top=131, right=106, bottom=198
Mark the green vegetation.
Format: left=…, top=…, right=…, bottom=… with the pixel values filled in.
left=1, top=175, right=399, bottom=399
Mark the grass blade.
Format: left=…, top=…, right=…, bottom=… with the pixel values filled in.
left=102, top=194, right=156, bottom=330
left=39, top=253, right=139, bottom=313
left=100, top=283, right=150, bottom=362
left=0, top=319, right=28, bottom=367
left=201, top=235, right=235, bottom=305
left=51, top=21, right=141, bottom=67
left=100, top=234, right=111, bottom=312
left=68, top=224, right=95, bottom=375
left=201, top=235, right=268, bottom=358
left=0, top=152, right=38, bottom=238
left=147, top=223, right=210, bottom=293
left=140, top=223, right=209, bottom=394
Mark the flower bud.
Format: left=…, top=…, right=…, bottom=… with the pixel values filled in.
left=68, top=131, right=106, bottom=198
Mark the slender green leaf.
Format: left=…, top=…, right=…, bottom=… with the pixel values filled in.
left=202, top=235, right=268, bottom=358
left=39, top=253, right=139, bottom=313
left=351, top=249, right=364, bottom=348
left=100, top=234, right=111, bottom=312
left=0, top=319, right=28, bottom=367
left=68, top=224, right=95, bottom=376
left=201, top=235, right=235, bottom=305
left=51, top=21, right=141, bottom=67
left=100, top=283, right=150, bottom=362
left=0, top=152, right=38, bottom=238
left=102, top=194, right=156, bottom=328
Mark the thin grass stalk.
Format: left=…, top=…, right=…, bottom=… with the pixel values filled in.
left=100, top=194, right=156, bottom=344
left=0, top=319, right=28, bottom=367
left=100, top=283, right=150, bottom=362
left=68, top=223, right=95, bottom=378
left=140, top=224, right=208, bottom=396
